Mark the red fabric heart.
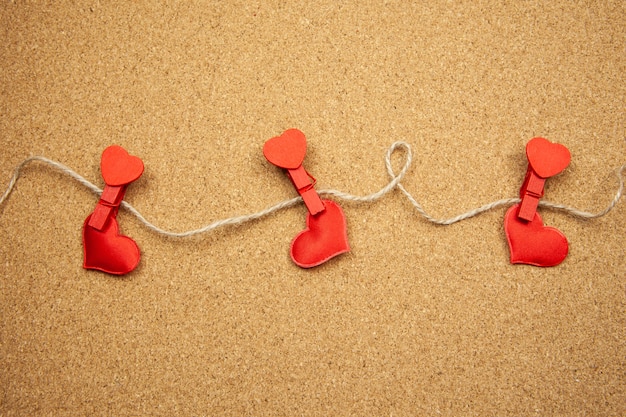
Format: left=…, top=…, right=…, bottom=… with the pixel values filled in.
left=263, top=128, right=307, bottom=169
left=291, top=200, right=350, bottom=268
left=101, top=145, right=144, bottom=186
left=83, top=214, right=141, bottom=275
left=504, top=204, right=568, bottom=267
left=526, top=137, right=571, bottom=178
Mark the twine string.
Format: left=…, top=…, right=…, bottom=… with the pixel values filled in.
left=1, top=143, right=624, bottom=237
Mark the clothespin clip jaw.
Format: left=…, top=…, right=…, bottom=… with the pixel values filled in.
left=88, top=185, right=127, bottom=230
left=517, top=137, right=571, bottom=222
left=286, top=166, right=325, bottom=216
left=518, top=165, right=546, bottom=221
left=263, top=128, right=326, bottom=216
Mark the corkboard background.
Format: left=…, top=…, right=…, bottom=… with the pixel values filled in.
left=1, top=2, right=625, bottom=416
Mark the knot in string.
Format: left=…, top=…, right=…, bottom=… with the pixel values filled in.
left=384, top=141, right=413, bottom=196
left=319, top=141, right=412, bottom=202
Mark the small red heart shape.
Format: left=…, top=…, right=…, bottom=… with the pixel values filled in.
left=263, top=129, right=307, bottom=169
left=83, top=215, right=141, bottom=275
left=291, top=200, right=350, bottom=268
left=101, top=145, right=144, bottom=186
left=526, top=137, right=571, bottom=178
left=504, top=204, right=568, bottom=267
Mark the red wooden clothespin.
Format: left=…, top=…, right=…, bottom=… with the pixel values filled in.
left=82, top=145, right=144, bottom=275
left=518, top=137, right=571, bottom=221
left=504, top=137, right=571, bottom=267
left=263, top=128, right=325, bottom=215
left=88, top=146, right=144, bottom=230
left=263, top=129, right=350, bottom=268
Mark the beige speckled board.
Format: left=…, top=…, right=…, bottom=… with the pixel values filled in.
left=1, top=2, right=624, bottom=416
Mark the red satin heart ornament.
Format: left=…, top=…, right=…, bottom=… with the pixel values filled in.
left=83, top=214, right=141, bottom=275
left=526, top=137, right=571, bottom=178
left=291, top=200, right=350, bottom=268
left=504, top=204, right=568, bottom=267
left=101, top=145, right=145, bottom=186
left=263, top=128, right=307, bottom=169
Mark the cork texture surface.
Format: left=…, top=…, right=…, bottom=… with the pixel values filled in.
left=1, top=2, right=625, bottom=416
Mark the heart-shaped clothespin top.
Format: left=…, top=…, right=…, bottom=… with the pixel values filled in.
left=290, top=200, right=350, bottom=268
left=101, top=145, right=145, bottom=186
left=263, top=128, right=307, bottom=169
left=504, top=204, right=568, bottom=267
left=526, top=137, right=571, bottom=178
